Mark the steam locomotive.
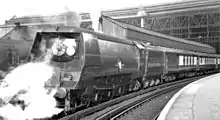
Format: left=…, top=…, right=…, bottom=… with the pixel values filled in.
left=25, top=26, right=220, bottom=114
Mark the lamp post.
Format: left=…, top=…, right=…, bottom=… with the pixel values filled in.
left=137, top=6, right=147, bottom=28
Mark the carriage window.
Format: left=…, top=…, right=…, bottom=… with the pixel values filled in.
left=183, top=56, right=185, bottom=66
left=199, top=57, right=204, bottom=65
left=184, top=56, right=186, bottom=66
left=188, top=56, right=190, bottom=65
left=187, top=56, right=189, bottom=66
left=201, top=57, right=203, bottom=65
left=190, top=56, right=192, bottom=65
left=194, top=57, right=197, bottom=65
left=189, top=56, right=191, bottom=65
left=184, top=56, right=187, bottom=66
left=213, top=58, right=216, bottom=64
left=202, top=57, right=204, bottom=65
left=179, top=55, right=184, bottom=66
left=201, top=58, right=203, bottom=65
left=188, top=56, right=191, bottom=66
left=202, top=57, right=205, bottom=65
left=190, top=57, right=192, bottom=66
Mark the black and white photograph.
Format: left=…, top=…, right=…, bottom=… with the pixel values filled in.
left=0, top=0, right=219, bottom=119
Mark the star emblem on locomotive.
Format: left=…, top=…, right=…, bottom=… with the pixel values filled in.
left=115, top=58, right=124, bottom=72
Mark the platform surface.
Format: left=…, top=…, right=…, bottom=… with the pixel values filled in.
left=157, top=73, right=220, bottom=120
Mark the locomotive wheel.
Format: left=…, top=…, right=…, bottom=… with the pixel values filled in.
left=144, top=81, right=149, bottom=88
left=150, top=80, right=155, bottom=86
left=132, top=80, right=141, bottom=91
left=84, top=99, right=91, bottom=107
left=71, top=101, right=78, bottom=109
left=82, top=95, right=91, bottom=108
left=155, top=79, right=160, bottom=85
left=173, top=75, right=176, bottom=80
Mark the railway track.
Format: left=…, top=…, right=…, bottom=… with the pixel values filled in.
left=95, top=80, right=185, bottom=120
left=60, top=75, right=210, bottom=120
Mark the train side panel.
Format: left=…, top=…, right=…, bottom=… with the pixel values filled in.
left=166, top=52, right=179, bottom=74
left=81, top=32, right=141, bottom=100
left=146, top=49, right=164, bottom=77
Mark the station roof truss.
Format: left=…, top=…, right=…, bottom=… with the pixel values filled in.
left=100, top=0, right=220, bottom=53
left=99, top=15, right=215, bottom=54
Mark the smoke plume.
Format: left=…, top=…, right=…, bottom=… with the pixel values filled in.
left=40, top=7, right=82, bottom=27
left=0, top=7, right=85, bottom=120
left=0, top=60, right=62, bottom=119
left=90, top=10, right=103, bottom=33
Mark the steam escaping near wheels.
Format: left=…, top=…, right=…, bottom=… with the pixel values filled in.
left=0, top=9, right=86, bottom=120
left=0, top=33, right=66, bottom=119
left=0, top=62, right=62, bottom=120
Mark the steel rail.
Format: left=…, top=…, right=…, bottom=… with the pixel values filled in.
left=60, top=74, right=211, bottom=120
left=95, top=80, right=187, bottom=120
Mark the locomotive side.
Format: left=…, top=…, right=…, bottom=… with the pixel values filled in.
left=27, top=26, right=220, bottom=115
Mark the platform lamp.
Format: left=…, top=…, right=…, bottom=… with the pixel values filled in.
left=137, top=6, right=148, bottom=28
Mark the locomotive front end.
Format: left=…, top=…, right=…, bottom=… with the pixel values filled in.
left=28, top=27, right=85, bottom=112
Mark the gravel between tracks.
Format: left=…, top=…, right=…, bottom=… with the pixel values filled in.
left=117, top=88, right=181, bottom=120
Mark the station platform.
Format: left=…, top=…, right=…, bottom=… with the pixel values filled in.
left=157, top=73, right=220, bottom=120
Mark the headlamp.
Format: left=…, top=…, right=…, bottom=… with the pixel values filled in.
left=63, top=38, right=77, bottom=56
left=51, top=40, right=66, bottom=56
left=66, top=47, right=76, bottom=56
left=51, top=38, right=77, bottom=56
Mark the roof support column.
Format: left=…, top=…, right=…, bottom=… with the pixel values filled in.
left=137, top=6, right=147, bottom=28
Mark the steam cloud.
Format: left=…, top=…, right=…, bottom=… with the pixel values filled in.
left=13, top=7, right=82, bottom=28
left=62, top=7, right=81, bottom=27
left=0, top=7, right=84, bottom=120
left=0, top=38, right=63, bottom=120
left=0, top=62, right=62, bottom=120
left=40, top=8, right=82, bottom=27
